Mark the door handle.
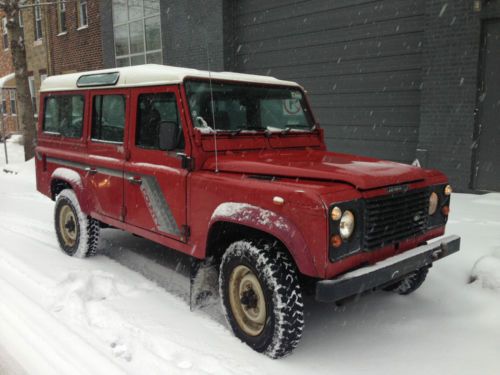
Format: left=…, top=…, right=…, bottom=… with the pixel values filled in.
left=127, top=176, right=142, bottom=185
left=85, top=167, right=97, bottom=175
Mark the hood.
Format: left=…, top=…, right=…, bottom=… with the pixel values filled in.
left=202, top=150, right=428, bottom=190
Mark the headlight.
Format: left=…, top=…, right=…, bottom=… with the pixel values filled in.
left=429, top=192, right=438, bottom=215
left=444, top=184, right=452, bottom=196
left=339, top=210, right=355, bottom=239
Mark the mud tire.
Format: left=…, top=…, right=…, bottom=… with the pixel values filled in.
left=219, top=240, right=304, bottom=359
left=54, top=189, right=100, bottom=258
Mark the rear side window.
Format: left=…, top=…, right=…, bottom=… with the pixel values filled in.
left=91, top=95, right=125, bottom=143
left=43, top=95, right=85, bottom=138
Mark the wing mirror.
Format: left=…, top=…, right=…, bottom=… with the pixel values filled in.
left=158, top=121, right=179, bottom=151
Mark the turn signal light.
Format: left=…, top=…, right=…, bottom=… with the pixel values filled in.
left=442, top=206, right=450, bottom=216
left=330, top=234, right=342, bottom=248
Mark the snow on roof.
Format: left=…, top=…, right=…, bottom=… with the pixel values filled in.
left=0, top=73, right=15, bottom=89
left=40, top=64, right=301, bottom=92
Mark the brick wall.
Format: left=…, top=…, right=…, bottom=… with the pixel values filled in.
left=46, top=0, right=103, bottom=75
left=418, top=0, right=482, bottom=190
left=0, top=11, right=19, bottom=136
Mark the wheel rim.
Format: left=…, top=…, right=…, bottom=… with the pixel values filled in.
left=59, top=204, right=78, bottom=247
left=228, top=265, right=267, bottom=336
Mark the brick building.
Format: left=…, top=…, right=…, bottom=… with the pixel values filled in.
left=20, top=1, right=49, bottom=118
left=0, top=12, right=18, bottom=137
left=46, top=0, right=103, bottom=75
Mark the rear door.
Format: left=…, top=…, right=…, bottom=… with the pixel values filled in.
left=87, top=89, right=129, bottom=221
left=124, top=85, right=188, bottom=241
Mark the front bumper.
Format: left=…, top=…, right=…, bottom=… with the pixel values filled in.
left=315, top=235, right=460, bottom=302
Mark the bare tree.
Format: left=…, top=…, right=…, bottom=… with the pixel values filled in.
left=1, top=0, right=36, bottom=160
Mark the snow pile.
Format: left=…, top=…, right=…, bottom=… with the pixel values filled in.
left=470, top=253, right=500, bottom=291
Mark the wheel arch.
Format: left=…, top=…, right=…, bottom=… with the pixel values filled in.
left=50, top=168, right=91, bottom=213
left=206, top=203, right=319, bottom=277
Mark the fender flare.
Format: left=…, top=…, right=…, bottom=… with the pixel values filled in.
left=208, top=202, right=318, bottom=277
left=50, top=168, right=90, bottom=212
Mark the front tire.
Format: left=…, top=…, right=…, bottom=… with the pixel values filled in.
left=219, top=240, right=304, bottom=358
left=54, top=189, right=100, bottom=258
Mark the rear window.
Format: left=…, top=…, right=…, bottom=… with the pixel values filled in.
left=43, top=95, right=85, bottom=138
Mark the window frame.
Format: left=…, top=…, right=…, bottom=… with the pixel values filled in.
left=2, top=18, right=8, bottom=50
left=78, top=0, right=88, bottom=28
left=9, top=89, right=16, bottom=115
left=57, top=0, right=67, bottom=34
left=34, top=0, right=43, bottom=41
left=112, top=0, right=162, bottom=67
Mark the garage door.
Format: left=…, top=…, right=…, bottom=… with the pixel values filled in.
left=232, top=0, right=424, bottom=163
left=474, top=19, right=500, bottom=191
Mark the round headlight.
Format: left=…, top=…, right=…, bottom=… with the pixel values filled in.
left=429, top=192, right=438, bottom=215
left=339, top=210, right=355, bottom=239
left=331, top=206, right=342, bottom=221
left=444, top=184, right=452, bottom=196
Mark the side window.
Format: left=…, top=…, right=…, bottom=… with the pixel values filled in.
left=136, top=92, right=184, bottom=150
left=43, top=95, right=84, bottom=138
left=92, top=94, right=125, bottom=143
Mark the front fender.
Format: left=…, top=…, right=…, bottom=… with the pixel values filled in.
left=209, top=202, right=319, bottom=277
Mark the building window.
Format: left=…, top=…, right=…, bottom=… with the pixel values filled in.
left=57, top=0, right=67, bottom=33
left=18, top=12, right=24, bottom=37
left=2, top=18, right=8, bottom=50
left=34, top=0, right=43, bottom=41
left=28, top=76, right=37, bottom=114
left=112, top=0, right=162, bottom=67
left=9, top=90, right=16, bottom=115
left=78, top=0, right=88, bottom=28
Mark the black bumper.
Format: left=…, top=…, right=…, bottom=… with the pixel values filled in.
left=315, top=235, right=461, bottom=303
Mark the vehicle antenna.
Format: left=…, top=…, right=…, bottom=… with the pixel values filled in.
left=206, top=37, right=219, bottom=173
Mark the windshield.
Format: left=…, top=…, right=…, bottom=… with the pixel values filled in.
left=185, top=80, right=315, bottom=133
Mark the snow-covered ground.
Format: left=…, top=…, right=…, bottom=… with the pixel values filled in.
left=0, top=138, right=499, bottom=375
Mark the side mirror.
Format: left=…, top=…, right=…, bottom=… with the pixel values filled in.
left=158, top=121, right=179, bottom=151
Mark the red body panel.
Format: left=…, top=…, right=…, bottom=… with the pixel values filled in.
left=35, top=80, right=450, bottom=281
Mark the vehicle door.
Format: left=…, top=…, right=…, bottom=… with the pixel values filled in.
left=124, top=85, right=188, bottom=241
left=87, top=89, right=129, bottom=221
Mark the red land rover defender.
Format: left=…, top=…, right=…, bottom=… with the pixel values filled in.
left=35, top=65, right=460, bottom=358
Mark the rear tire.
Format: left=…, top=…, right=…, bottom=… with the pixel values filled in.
left=383, top=267, right=429, bottom=295
left=219, top=240, right=304, bottom=359
left=54, top=189, right=100, bottom=258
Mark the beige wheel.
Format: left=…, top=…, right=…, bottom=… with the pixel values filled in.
left=228, top=265, right=267, bottom=336
left=54, top=189, right=100, bottom=258
left=58, top=204, right=78, bottom=247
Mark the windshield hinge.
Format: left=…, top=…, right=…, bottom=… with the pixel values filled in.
left=181, top=225, right=191, bottom=242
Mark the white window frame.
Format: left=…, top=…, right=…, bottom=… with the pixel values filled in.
left=34, top=0, right=43, bottom=41
left=9, top=89, right=16, bottom=116
left=57, top=0, right=67, bottom=34
left=28, top=76, right=37, bottom=114
left=112, top=0, right=163, bottom=67
left=2, top=18, right=8, bottom=50
left=78, top=0, right=88, bottom=28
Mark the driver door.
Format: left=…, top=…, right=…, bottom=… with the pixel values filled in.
left=124, top=85, right=188, bottom=242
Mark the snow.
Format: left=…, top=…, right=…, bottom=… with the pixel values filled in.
left=52, top=168, right=83, bottom=189
left=0, top=140, right=500, bottom=374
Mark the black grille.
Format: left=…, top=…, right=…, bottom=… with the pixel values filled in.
left=363, top=188, right=429, bottom=250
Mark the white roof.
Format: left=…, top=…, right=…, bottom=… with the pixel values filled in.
left=40, top=64, right=300, bottom=92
